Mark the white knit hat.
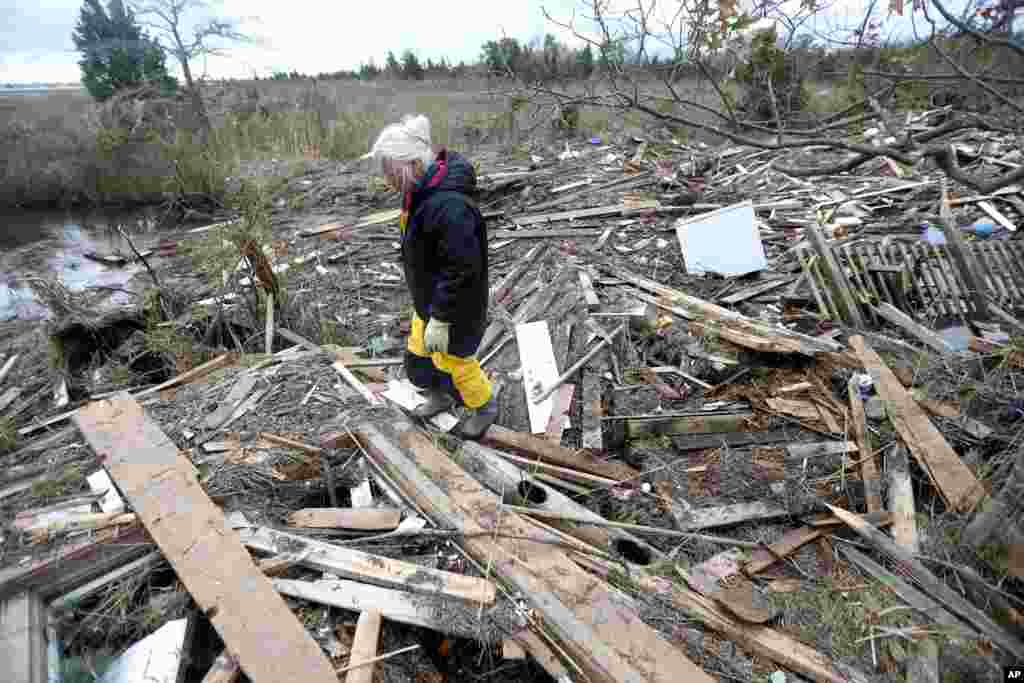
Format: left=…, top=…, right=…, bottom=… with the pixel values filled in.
left=362, top=114, right=433, bottom=171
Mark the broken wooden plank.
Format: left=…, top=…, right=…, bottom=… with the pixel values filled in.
left=239, top=526, right=494, bottom=604
left=786, top=441, right=858, bottom=460
left=627, top=570, right=874, bottom=683
left=603, top=265, right=842, bottom=356
left=458, top=441, right=662, bottom=562
left=671, top=430, right=792, bottom=452
left=346, top=609, right=382, bottom=683
left=0, top=592, right=48, bottom=683
left=828, top=504, right=1024, bottom=658
left=0, top=387, right=22, bottom=414
left=484, top=448, right=620, bottom=488
left=847, top=378, right=883, bottom=514
left=287, top=508, right=401, bottom=531
left=887, top=444, right=918, bottom=552
left=274, top=579, right=502, bottom=641
left=850, top=336, right=984, bottom=513
left=533, top=323, right=624, bottom=405
left=677, top=502, right=790, bottom=530
left=840, top=546, right=979, bottom=636
left=353, top=409, right=716, bottom=683
left=872, top=303, right=954, bottom=355
left=0, top=354, right=19, bottom=385
left=74, top=395, right=339, bottom=683
left=765, top=397, right=824, bottom=421
left=743, top=510, right=891, bottom=576
left=604, top=411, right=754, bottom=448
left=491, top=243, right=548, bottom=304
left=482, top=425, right=638, bottom=481
left=18, top=354, right=233, bottom=437
left=578, top=269, right=601, bottom=311
left=516, top=320, right=560, bottom=433
left=719, top=278, right=793, bottom=305
left=978, top=199, right=1017, bottom=232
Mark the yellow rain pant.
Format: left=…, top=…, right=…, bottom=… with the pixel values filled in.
left=407, top=315, right=492, bottom=409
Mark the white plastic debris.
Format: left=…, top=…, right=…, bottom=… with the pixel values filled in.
left=98, top=618, right=188, bottom=683
left=770, top=672, right=787, bottom=683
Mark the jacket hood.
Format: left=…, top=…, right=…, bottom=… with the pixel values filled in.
left=413, top=149, right=476, bottom=201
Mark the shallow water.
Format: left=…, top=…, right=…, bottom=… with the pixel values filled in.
left=0, top=208, right=160, bottom=321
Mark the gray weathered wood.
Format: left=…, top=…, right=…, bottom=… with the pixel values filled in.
left=678, top=502, right=790, bottom=530
left=829, top=505, right=1024, bottom=658
left=786, top=441, right=858, bottom=460
left=604, top=411, right=754, bottom=448
left=274, top=579, right=504, bottom=641
left=872, top=303, right=954, bottom=354
left=458, top=441, right=663, bottom=562
left=0, top=592, right=48, bottom=683
left=239, top=526, right=495, bottom=603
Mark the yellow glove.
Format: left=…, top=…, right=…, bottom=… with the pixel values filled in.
left=423, top=318, right=451, bottom=354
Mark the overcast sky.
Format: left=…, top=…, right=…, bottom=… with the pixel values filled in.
left=2, top=0, right=932, bottom=84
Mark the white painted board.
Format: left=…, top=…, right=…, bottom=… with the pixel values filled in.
left=98, top=618, right=187, bottom=683
left=514, top=321, right=560, bottom=435
left=675, top=200, right=767, bottom=276
left=87, top=469, right=125, bottom=514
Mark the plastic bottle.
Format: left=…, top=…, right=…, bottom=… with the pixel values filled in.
left=964, top=221, right=995, bottom=238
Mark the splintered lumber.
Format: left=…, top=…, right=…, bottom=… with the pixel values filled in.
left=578, top=269, right=601, bottom=310
left=601, top=265, right=841, bottom=356
left=0, top=523, right=150, bottom=601
left=629, top=571, right=873, bottom=683
left=491, top=243, right=548, bottom=303
left=850, top=336, right=984, bottom=513
left=884, top=443, right=936, bottom=683
left=18, top=354, right=232, bottom=437
left=743, top=510, right=891, bottom=576
left=786, top=441, right=858, bottom=460
left=0, top=354, right=19, bottom=385
left=719, top=277, right=793, bottom=305
left=458, top=441, right=662, bottom=561
left=202, top=651, right=241, bottom=683
left=0, top=592, right=47, bottom=683
left=482, top=424, right=638, bottom=481
left=352, top=409, right=716, bottom=683
left=484, top=449, right=620, bottom=488
left=873, top=303, right=954, bottom=355
left=73, top=395, right=338, bottom=683
left=765, top=398, right=823, bottom=421
left=847, top=378, right=883, bottom=514
left=676, top=502, right=790, bottom=530
left=274, top=578, right=505, bottom=641
left=827, top=505, right=1024, bottom=658
left=533, top=324, right=624, bottom=405
left=287, top=508, right=401, bottom=531
left=479, top=268, right=571, bottom=358
left=887, top=444, right=918, bottom=551
left=0, top=387, right=22, bottom=413
left=239, top=526, right=494, bottom=604
left=346, top=609, right=382, bottom=683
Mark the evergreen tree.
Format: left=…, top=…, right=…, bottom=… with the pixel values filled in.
left=385, top=50, right=402, bottom=77
left=575, top=43, right=595, bottom=78
left=72, top=0, right=176, bottom=100
left=401, top=50, right=424, bottom=80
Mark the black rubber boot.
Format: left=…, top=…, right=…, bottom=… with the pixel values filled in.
left=458, top=397, right=499, bottom=440
left=413, top=391, right=455, bottom=419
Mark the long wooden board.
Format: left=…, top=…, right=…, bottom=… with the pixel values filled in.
left=287, top=508, right=401, bottom=531
left=850, top=336, right=984, bottom=513
left=239, top=526, right=495, bottom=604
left=847, top=378, right=883, bottom=514
left=354, top=409, right=715, bottom=683
left=74, top=395, right=338, bottom=683
left=482, top=424, right=638, bottom=481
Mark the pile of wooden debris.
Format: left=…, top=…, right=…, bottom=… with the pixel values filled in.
left=2, top=106, right=1023, bottom=683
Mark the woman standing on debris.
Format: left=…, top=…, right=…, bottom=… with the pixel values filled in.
left=364, top=114, right=498, bottom=439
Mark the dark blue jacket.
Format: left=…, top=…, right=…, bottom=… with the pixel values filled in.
left=403, top=149, right=488, bottom=357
